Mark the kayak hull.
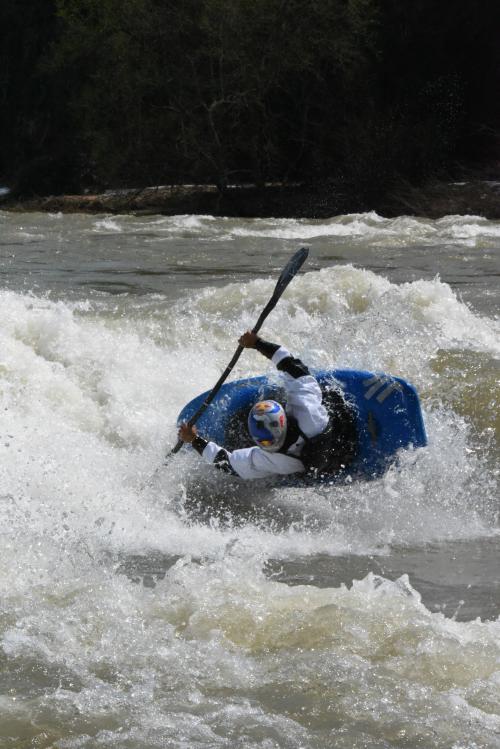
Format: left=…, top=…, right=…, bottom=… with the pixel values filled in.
left=177, top=369, right=427, bottom=480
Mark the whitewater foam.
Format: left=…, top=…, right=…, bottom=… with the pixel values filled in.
left=1, top=265, right=497, bottom=571
left=1, top=232, right=499, bottom=747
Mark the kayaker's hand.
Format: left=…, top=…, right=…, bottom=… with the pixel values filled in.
left=178, top=423, right=197, bottom=443
left=239, top=331, right=259, bottom=348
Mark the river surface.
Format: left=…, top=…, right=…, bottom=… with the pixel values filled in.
left=0, top=210, right=499, bottom=748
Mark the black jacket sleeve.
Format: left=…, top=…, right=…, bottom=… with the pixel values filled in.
left=255, top=337, right=310, bottom=379
left=254, top=337, right=280, bottom=359
left=192, top=435, right=237, bottom=475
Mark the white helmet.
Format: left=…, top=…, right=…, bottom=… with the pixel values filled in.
left=247, top=400, right=287, bottom=452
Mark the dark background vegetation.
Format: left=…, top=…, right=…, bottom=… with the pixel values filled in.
left=1, top=0, right=499, bottom=202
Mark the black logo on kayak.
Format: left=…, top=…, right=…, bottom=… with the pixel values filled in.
left=367, top=411, right=379, bottom=444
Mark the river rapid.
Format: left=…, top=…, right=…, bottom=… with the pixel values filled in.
left=0, top=210, right=499, bottom=748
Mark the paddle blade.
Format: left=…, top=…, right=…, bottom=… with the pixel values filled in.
left=273, top=247, right=309, bottom=299
left=252, top=247, right=309, bottom=335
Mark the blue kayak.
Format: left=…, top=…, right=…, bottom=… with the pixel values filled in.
left=177, top=369, right=427, bottom=481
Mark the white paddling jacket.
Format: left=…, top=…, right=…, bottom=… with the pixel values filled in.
left=191, top=340, right=329, bottom=479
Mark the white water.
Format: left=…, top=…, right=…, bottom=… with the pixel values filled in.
left=0, top=211, right=499, bottom=748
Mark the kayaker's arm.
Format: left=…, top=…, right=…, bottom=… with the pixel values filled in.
left=239, top=331, right=309, bottom=378
left=239, top=331, right=329, bottom=438
left=177, top=423, right=304, bottom=478
left=178, top=423, right=238, bottom=475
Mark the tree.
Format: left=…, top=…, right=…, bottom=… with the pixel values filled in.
left=3, top=0, right=498, bottom=196
left=0, top=0, right=77, bottom=194
left=48, top=0, right=379, bottom=189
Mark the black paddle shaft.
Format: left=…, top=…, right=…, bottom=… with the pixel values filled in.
left=167, top=247, right=309, bottom=459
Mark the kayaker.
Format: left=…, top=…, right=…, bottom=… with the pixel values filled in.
left=178, top=331, right=357, bottom=479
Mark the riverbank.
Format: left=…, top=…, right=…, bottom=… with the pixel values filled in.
left=2, top=178, right=500, bottom=219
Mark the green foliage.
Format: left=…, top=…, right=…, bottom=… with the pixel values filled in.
left=1, top=0, right=498, bottom=196
left=46, top=0, right=380, bottom=188
left=0, top=0, right=77, bottom=194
